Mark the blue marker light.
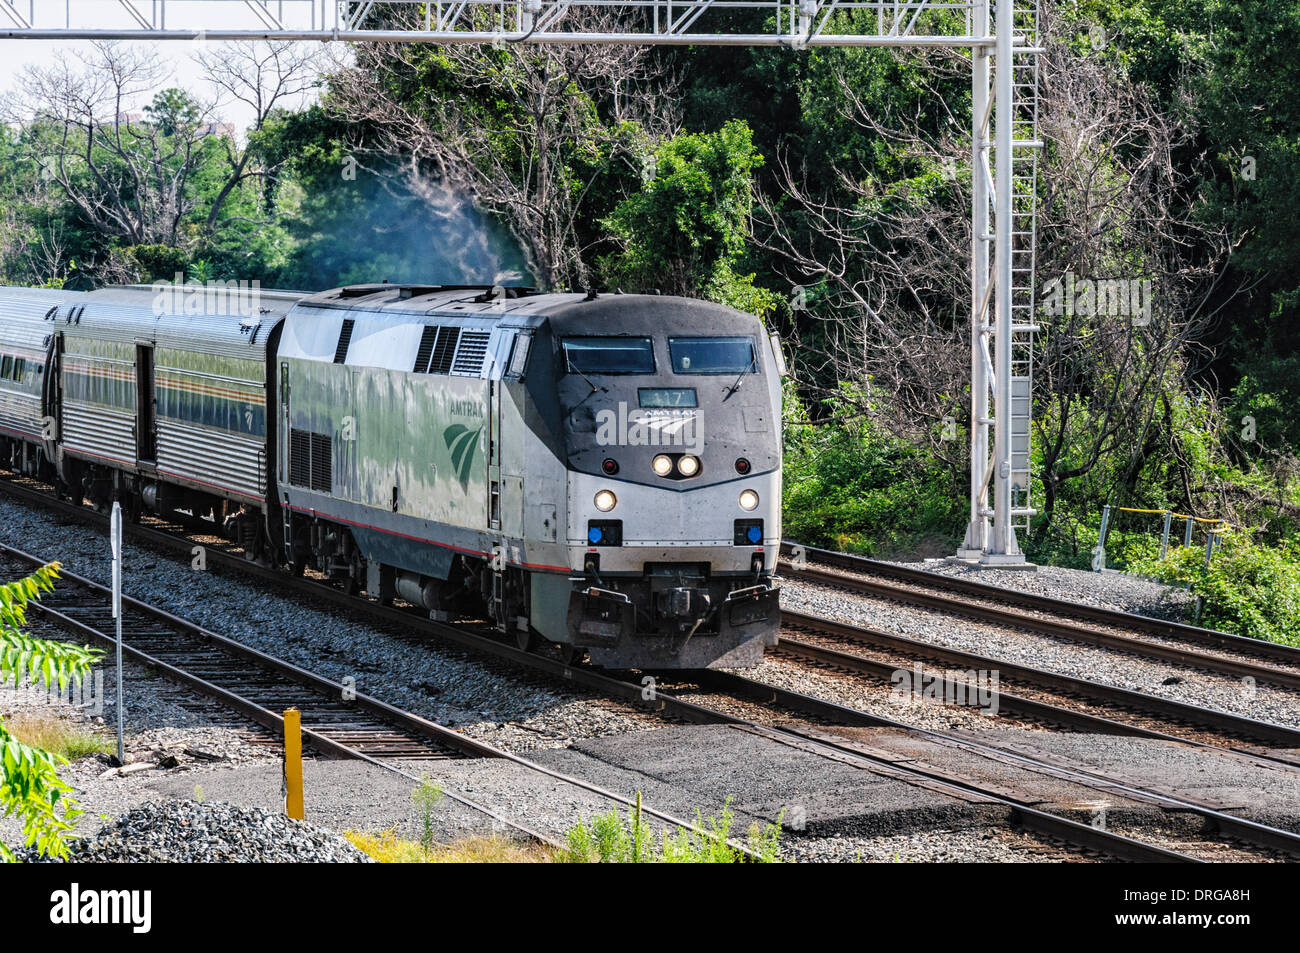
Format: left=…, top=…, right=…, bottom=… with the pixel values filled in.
left=588, top=527, right=603, bottom=545
left=746, top=525, right=762, bottom=544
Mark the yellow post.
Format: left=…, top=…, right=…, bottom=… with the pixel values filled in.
left=284, top=707, right=304, bottom=821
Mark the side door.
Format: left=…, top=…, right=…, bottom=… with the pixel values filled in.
left=496, top=332, right=531, bottom=539
left=135, top=344, right=157, bottom=464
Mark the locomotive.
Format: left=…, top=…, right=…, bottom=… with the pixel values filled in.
left=0, top=282, right=784, bottom=669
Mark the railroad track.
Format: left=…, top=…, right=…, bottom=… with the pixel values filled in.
left=685, top=667, right=1300, bottom=861
left=777, top=608, right=1300, bottom=766
left=781, top=540, right=1300, bottom=675
left=3, top=476, right=1290, bottom=862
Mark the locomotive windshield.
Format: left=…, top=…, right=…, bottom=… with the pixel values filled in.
left=563, top=336, right=655, bottom=374
left=669, top=336, right=757, bottom=375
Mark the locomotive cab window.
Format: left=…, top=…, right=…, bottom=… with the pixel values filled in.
left=562, top=336, right=654, bottom=375
left=669, top=336, right=757, bottom=375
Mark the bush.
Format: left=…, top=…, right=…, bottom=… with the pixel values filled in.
left=1126, top=529, right=1300, bottom=644
left=560, top=794, right=782, bottom=863
left=0, top=562, right=103, bottom=861
left=782, top=390, right=965, bottom=557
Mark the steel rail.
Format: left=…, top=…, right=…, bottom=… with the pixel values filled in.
left=782, top=560, right=1300, bottom=691
left=0, top=478, right=763, bottom=857
left=782, top=540, right=1300, bottom=666
left=696, top=669, right=1300, bottom=859
left=0, top=542, right=574, bottom=847
left=780, top=607, right=1300, bottom=753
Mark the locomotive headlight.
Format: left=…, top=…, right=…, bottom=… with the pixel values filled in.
left=677, top=455, right=701, bottom=477
left=594, top=489, right=618, bottom=512
left=738, top=489, right=760, bottom=511
left=652, top=455, right=674, bottom=477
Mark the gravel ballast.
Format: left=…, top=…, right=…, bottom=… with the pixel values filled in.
left=895, top=558, right=1198, bottom=620
left=23, top=799, right=372, bottom=863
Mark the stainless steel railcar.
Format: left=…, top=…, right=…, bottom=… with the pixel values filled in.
left=0, top=283, right=784, bottom=669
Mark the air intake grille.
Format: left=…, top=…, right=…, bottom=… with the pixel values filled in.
left=289, top=429, right=311, bottom=488
left=333, top=319, right=355, bottom=364
left=310, top=432, right=332, bottom=492
left=429, top=327, right=459, bottom=374
left=414, top=326, right=438, bottom=372
left=451, top=331, right=491, bottom=377
left=289, top=428, right=333, bottom=493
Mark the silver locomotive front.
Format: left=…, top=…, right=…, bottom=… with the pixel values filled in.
left=532, top=298, right=784, bottom=668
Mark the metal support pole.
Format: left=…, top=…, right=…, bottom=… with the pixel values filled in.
left=979, top=0, right=1024, bottom=565
left=957, top=0, right=990, bottom=560
left=1159, top=511, right=1172, bottom=559
left=110, top=501, right=124, bottom=765
left=1094, top=505, right=1111, bottom=572
left=1183, top=516, right=1193, bottom=548
left=284, top=707, right=304, bottom=820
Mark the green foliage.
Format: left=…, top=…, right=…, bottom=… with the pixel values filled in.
left=600, top=120, right=779, bottom=317
left=411, top=776, right=445, bottom=853
left=1126, top=530, right=1300, bottom=645
left=0, top=563, right=103, bottom=862
left=560, top=794, right=782, bottom=864
left=783, top=387, right=965, bottom=557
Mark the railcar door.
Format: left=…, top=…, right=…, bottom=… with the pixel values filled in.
left=497, top=332, right=529, bottom=540
left=488, top=377, right=501, bottom=530
left=135, top=344, right=157, bottom=464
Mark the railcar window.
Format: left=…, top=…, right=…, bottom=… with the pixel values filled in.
left=669, top=337, right=757, bottom=375
left=639, top=388, right=697, bottom=408
left=0, top=356, right=11, bottom=379
left=13, top=358, right=25, bottom=380
left=562, top=337, right=655, bottom=375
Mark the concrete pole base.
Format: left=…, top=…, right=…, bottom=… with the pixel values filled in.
left=976, top=552, right=1038, bottom=571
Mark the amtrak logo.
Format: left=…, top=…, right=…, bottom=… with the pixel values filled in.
left=443, top=423, right=482, bottom=491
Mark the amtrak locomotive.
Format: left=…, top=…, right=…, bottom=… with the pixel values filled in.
left=0, top=283, right=784, bottom=669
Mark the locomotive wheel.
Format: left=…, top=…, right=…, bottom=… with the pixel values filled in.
left=515, top=626, right=540, bottom=653
left=555, top=643, right=585, bottom=667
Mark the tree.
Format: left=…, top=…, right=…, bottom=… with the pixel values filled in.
left=2, top=41, right=316, bottom=283
left=758, top=7, right=1234, bottom=544
left=0, top=563, right=102, bottom=861
left=326, top=8, right=677, bottom=291
left=145, top=88, right=202, bottom=137
left=600, top=120, right=779, bottom=316
left=195, top=41, right=324, bottom=236
left=6, top=43, right=212, bottom=249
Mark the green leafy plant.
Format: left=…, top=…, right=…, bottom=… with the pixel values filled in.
left=561, top=794, right=782, bottom=863
left=0, top=562, right=103, bottom=861
left=411, top=776, right=445, bottom=853
left=1126, top=530, right=1300, bottom=645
